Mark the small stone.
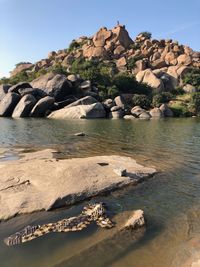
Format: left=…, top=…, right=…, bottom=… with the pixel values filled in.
left=123, top=210, right=145, bottom=229
left=74, top=132, right=86, bottom=136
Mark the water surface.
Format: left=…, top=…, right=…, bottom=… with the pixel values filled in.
left=0, top=117, right=200, bottom=267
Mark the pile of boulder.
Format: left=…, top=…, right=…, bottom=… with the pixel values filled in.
left=0, top=73, right=99, bottom=118
left=48, top=94, right=173, bottom=120
left=10, top=24, right=200, bottom=94
left=0, top=72, right=174, bottom=119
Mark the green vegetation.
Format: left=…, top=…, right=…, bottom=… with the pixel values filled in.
left=68, top=40, right=81, bottom=52
left=138, top=31, right=152, bottom=39
left=152, top=92, right=173, bottom=107
left=15, top=62, right=32, bottom=67
left=183, top=69, right=200, bottom=89
left=132, top=94, right=151, bottom=109
left=189, top=92, right=200, bottom=114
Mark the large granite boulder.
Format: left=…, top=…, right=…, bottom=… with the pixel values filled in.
left=8, top=82, right=32, bottom=94
left=0, top=84, right=11, bottom=101
left=114, top=95, right=126, bottom=109
left=18, top=87, right=47, bottom=100
left=12, top=94, right=37, bottom=118
left=0, top=93, right=21, bottom=117
left=66, top=96, right=98, bottom=107
left=31, top=73, right=73, bottom=101
left=159, top=103, right=173, bottom=117
left=136, top=69, right=164, bottom=92
left=93, top=27, right=112, bottom=47
left=48, top=102, right=106, bottom=119
left=30, top=96, right=55, bottom=117
left=150, top=107, right=163, bottom=118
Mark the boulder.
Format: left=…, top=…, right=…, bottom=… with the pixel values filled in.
left=131, top=106, right=145, bottom=117
left=116, top=57, right=127, bottom=68
left=12, top=94, right=37, bottom=118
left=0, top=150, right=156, bottom=220
left=103, top=99, right=115, bottom=110
left=109, top=25, right=133, bottom=49
left=67, top=96, right=98, bottom=107
left=151, top=59, right=167, bottom=69
left=30, top=96, right=55, bottom=117
left=123, top=115, right=135, bottom=120
left=139, top=111, right=151, bottom=119
left=18, top=88, right=47, bottom=100
left=8, top=82, right=32, bottom=94
left=48, top=51, right=57, bottom=58
left=183, top=84, right=197, bottom=93
left=177, top=54, right=192, bottom=66
left=31, top=73, right=73, bottom=101
left=159, top=103, right=173, bottom=117
left=80, top=80, right=91, bottom=91
left=110, top=105, right=122, bottom=112
left=150, top=107, right=163, bottom=118
left=67, top=74, right=81, bottom=83
left=0, top=84, right=11, bottom=101
left=0, top=93, right=21, bottom=117
left=93, top=27, right=112, bottom=47
left=123, top=210, right=145, bottom=229
left=136, top=69, right=164, bottom=92
left=109, top=109, right=124, bottom=119
left=114, top=95, right=126, bottom=109
left=114, top=45, right=125, bottom=56
left=48, top=102, right=106, bottom=119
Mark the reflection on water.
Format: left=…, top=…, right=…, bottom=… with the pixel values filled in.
left=0, top=117, right=200, bottom=267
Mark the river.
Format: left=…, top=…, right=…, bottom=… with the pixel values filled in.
left=0, top=117, right=200, bottom=267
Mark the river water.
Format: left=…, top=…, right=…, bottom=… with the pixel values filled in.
left=0, top=117, right=200, bottom=267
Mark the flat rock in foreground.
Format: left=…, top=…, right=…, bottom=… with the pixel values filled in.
left=0, top=149, right=156, bottom=221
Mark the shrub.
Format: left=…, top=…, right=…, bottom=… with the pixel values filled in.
left=107, top=85, right=119, bottom=99
left=153, top=92, right=173, bottom=107
left=183, top=69, right=200, bottom=89
left=138, top=31, right=152, bottom=39
left=48, top=64, right=68, bottom=75
left=189, top=92, right=200, bottom=114
left=127, top=57, right=136, bottom=70
left=132, top=94, right=151, bottom=109
left=68, top=40, right=81, bottom=52
left=169, top=101, right=191, bottom=117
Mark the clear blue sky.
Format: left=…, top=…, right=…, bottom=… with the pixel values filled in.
left=0, top=0, right=200, bottom=78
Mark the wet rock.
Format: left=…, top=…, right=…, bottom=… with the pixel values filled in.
left=123, top=115, right=135, bottom=120
left=12, top=94, right=37, bottom=118
left=159, top=104, right=173, bottom=117
left=0, top=150, right=156, bottom=220
left=131, top=106, right=145, bottom=117
left=0, top=93, right=21, bottom=117
left=114, top=95, right=126, bottom=109
left=123, top=210, right=145, bottom=229
left=30, top=96, right=55, bottom=117
left=139, top=111, right=151, bottom=119
left=150, top=107, right=163, bottom=118
left=109, top=109, right=124, bottom=119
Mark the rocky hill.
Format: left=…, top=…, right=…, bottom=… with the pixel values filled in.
left=0, top=24, right=200, bottom=119
left=9, top=24, right=200, bottom=93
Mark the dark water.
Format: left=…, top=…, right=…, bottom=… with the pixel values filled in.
left=0, top=117, right=200, bottom=267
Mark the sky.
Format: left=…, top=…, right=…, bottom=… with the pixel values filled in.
left=0, top=0, right=200, bottom=78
